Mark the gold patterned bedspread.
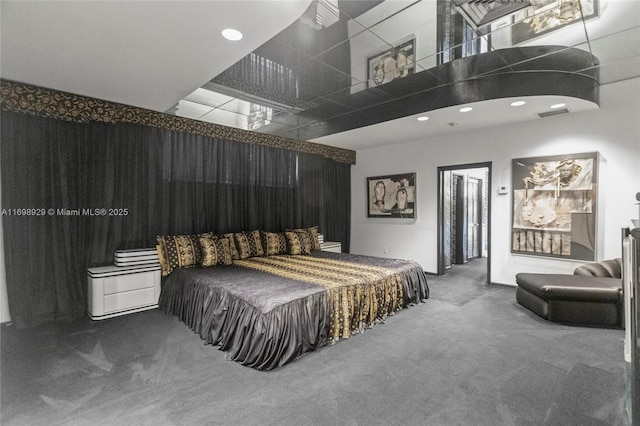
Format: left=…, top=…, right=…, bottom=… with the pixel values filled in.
left=234, top=255, right=403, bottom=341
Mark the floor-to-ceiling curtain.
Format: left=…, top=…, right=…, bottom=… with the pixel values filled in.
left=1, top=110, right=351, bottom=328
left=297, top=153, right=351, bottom=250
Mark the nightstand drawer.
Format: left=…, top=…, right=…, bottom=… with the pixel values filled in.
left=103, top=272, right=155, bottom=295
left=104, top=287, right=156, bottom=313
left=87, top=265, right=161, bottom=320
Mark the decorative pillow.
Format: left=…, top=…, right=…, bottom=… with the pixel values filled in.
left=285, top=230, right=312, bottom=255
left=155, top=244, right=169, bottom=276
left=198, top=234, right=233, bottom=267
left=288, top=226, right=321, bottom=250
left=221, top=232, right=240, bottom=260
left=306, top=226, right=321, bottom=250
left=156, top=234, right=203, bottom=276
left=234, top=230, right=265, bottom=259
left=261, top=231, right=288, bottom=256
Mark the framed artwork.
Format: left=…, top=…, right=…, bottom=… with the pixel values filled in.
left=511, top=0, right=599, bottom=44
left=367, top=38, right=415, bottom=88
left=511, top=152, right=599, bottom=261
left=367, top=173, right=416, bottom=218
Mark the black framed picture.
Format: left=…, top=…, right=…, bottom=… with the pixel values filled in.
left=511, top=0, right=599, bottom=44
left=366, top=38, right=415, bottom=88
left=367, top=173, right=416, bottom=218
left=511, top=152, right=599, bottom=260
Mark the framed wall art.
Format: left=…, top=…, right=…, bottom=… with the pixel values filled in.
left=511, top=0, right=599, bottom=44
left=367, top=38, right=415, bottom=88
left=511, top=152, right=599, bottom=261
left=367, top=173, right=416, bottom=218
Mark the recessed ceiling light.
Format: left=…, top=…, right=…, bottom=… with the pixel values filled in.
left=222, top=28, right=243, bottom=41
left=550, top=103, right=566, bottom=109
left=511, top=101, right=526, bottom=107
left=459, top=107, right=473, bottom=112
left=417, top=116, right=429, bottom=121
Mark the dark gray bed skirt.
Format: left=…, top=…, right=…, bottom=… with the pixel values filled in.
left=400, top=267, right=430, bottom=305
left=162, top=277, right=329, bottom=370
left=159, top=253, right=429, bottom=370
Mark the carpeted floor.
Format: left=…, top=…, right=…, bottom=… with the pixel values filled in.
left=429, top=257, right=491, bottom=306
left=1, top=259, right=632, bottom=425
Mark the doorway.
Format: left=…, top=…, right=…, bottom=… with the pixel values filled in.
left=437, top=162, right=491, bottom=283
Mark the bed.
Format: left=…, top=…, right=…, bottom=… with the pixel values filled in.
left=159, top=250, right=429, bottom=370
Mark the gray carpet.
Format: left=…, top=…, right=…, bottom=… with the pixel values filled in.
left=429, top=258, right=492, bottom=306
left=1, top=260, right=632, bottom=425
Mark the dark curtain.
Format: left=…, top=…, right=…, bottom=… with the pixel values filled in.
left=297, top=153, right=350, bottom=250
left=1, top=110, right=351, bottom=328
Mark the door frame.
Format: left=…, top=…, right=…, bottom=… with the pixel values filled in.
left=467, top=176, right=483, bottom=260
left=437, top=161, right=492, bottom=283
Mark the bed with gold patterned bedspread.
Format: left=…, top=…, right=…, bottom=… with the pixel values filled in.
left=159, top=251, right=429, bottom=370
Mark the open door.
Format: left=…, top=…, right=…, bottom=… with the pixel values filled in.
left=468, top=176, right=483, bottom=260
left=454, top=173, right=468, bottom=264
left=437, top=162, right=491, bottom=283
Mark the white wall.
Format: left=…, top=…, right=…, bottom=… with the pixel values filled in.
left=350, top=77, right=640, bottom=285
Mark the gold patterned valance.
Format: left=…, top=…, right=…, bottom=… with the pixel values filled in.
left=0, top=80, right=356, bottom=165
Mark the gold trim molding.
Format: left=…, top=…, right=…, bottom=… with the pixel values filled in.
left=0, top=80, right=356, bottom=164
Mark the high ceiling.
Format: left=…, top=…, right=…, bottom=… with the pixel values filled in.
left=0, top=1, right=311, bottom=112
left=2, top=1, right=639, bottom=151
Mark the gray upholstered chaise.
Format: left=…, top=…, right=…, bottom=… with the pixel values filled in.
left=515, top=259, right=623, bottom=327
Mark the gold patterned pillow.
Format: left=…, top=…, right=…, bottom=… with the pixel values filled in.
left=306, top=226, right=321, bottom=250
left=198, top=234, right=233, bottom=267
left=288, top=226, right=321, bottom=250
left=234, top=230, right=265, bottom=259
left=221, top=233, right=240, bottom=260
left=261, top=231, right=288, bottom=256
left=155, top=244, right=169, bottom=276
left=285, top=230, right=312, bottom=255
left=156, top=234, right=203, bottom=276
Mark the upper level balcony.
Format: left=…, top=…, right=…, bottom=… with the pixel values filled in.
left=166, top=0, right=638, bottom=141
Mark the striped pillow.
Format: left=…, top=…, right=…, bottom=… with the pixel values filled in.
left=261, top=231, right=288, bottom=256
left=220, top=232, right=240, bottom=260
left=156, top=234, right=203, bottom=276
left=288, top=226, right=321, bottom=250
left=198, top=234, right=233, bottom=267
left=285, top=230, right=312, bottom=255
left=234, top=230, right=265, bottom=259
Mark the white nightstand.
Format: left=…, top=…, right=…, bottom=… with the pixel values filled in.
left=320, top=241, right=342, bottom=253
left=87, top=264, right=161, bottom=320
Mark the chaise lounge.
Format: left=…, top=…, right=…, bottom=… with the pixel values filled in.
left=515, top=259, right=623, bottom=327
